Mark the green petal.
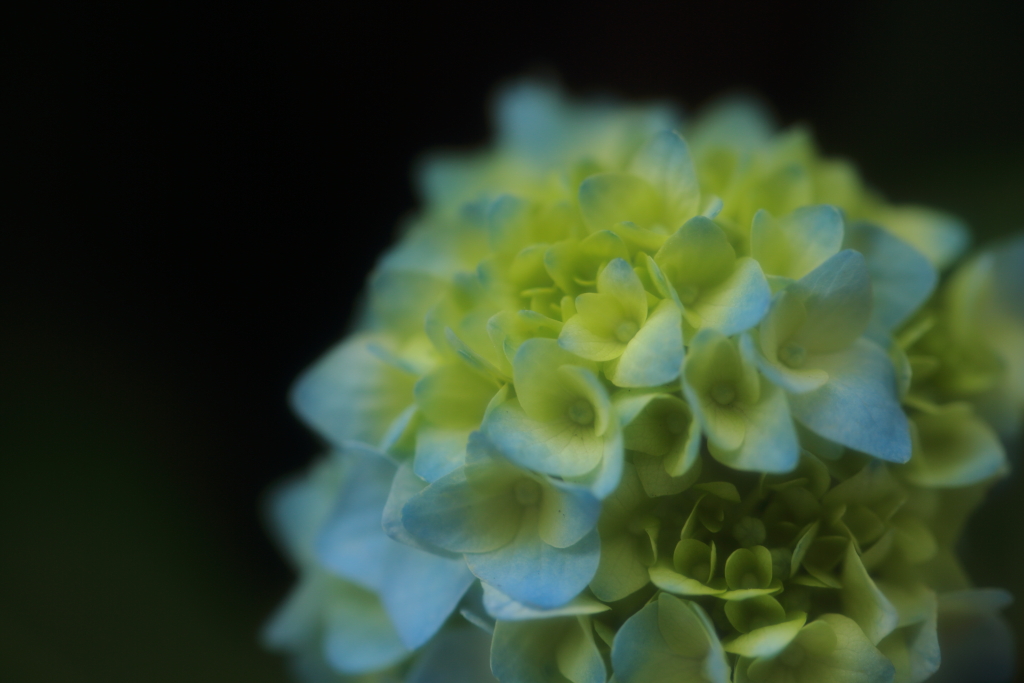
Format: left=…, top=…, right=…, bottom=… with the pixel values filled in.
left=691, top=257, right=771, bottom=336
left=845, top=222, right=937, bottom=338
left=629, top=130, right=701, bottom=227
left=841, top=543, right=899, bottom=645
left=724, top=613, right=807, bottom=658
left=650, top=560, right=726, bottom=596
left=612, top=594, right=729, bottom=683
left=415, top=361, right=498, bottom=428
left=291, top=333, right=418, bottom=451
left=590, top=532, right=651, bottom=602
left=491, top=616, right=605, bottom=683
left=612, top=299, right=684, bottom=387
left=599, top=257, right=648, bottom=325
left=513, top=338, right=598, bottom=421
left=579, top=172, right=663, bottom=232
left=751, top=205, right=844, bottom=281
left=871, top=205, right=969, bottom=270
left=654, top=215, right=736, bottom=291
left=707, top=379, right=798, bottom=474
left=899, top=404, right=1007, bottom=487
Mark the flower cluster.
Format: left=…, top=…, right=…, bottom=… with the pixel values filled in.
left=264, top=82, right=1022, bottom=683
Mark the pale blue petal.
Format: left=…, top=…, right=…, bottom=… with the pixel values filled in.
left=378, top=544, right=475, bottom=649
left=612, top=299, right=684, bottom=387
left=692, top=257, right=771, bottom=336
left=262, top=573, right=324, bottom=651
left=315, top=453, right=397, bottom=590
left=789, top=339, right=912, bottom=463
left=540, top=478, right=602, bottom=548
left=629, top=130, right=701, bottom=226
left=874, top=205, right=969, bottom=270
left=845, top=222, right=937, bottom=338
left=322, top=580, right=409, bottom=674
left=382, top=462, right=458, bottom=556
left=290, top=333, right=418, bottom=451
left=314, top=455, right=474, bottom=650
left=414, top=425, right=471, bottom=483
left=792, top=249, right=872, bottom=352
left=402, top=463, right=521, bottom=554
left=406, top=624, right=499, bottom=683
left=708, top=380, right=799, bottom=473
left=482, top=583, right=609, bottom=621
left=467, top=507, right=601, bottom=609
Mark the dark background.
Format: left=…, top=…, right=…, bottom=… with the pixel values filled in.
left=4, top=2, right=1024, bottom=681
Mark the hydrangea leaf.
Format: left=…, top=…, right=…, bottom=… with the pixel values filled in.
left=899, top=404, right=1007, bottom=487
left=845, top=222, right=937, bottom=339
left=491, top=616, right=606, bottom=683
left=788, top=338, right=912, bottom=463
left=611, top=594, right=729, bottom=683
left=611, top=298, right=684, bottom=387
left=751, top=205, right=844, bottom=281
left=482, top=583, right=609, bottom=621
left=629, top=130, right=701, bottom=227
left=736, top=614, right=895, bottom=683
left=291, top=333, right=418, bottom=452
left=466, top=506, right=601, bottom=609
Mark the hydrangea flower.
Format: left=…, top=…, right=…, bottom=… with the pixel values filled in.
left=265, top=81, right=1023, bottom=683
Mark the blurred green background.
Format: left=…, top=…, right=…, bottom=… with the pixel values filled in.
left=4, top=2, right=1023, bottom=681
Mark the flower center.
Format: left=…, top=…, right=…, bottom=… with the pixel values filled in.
left=732, top=516, right=766, bottom=547
left=568, top=399, right=595, bottom=426
left=779, top=343, right=807, bottom=368
left=666, top=412, right=689, bottom=435
left=615, top=320, right=639, bottom=343
left=677, top=284, right=699, bottom=306
left=514, top=479, right=542, bottom=506
left=710, top=382, right=737, bottom=406
left=781, top=644, right=806, bottom=667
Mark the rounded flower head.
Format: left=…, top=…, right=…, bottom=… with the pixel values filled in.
left=268, top=80, right=1022, bottom=683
